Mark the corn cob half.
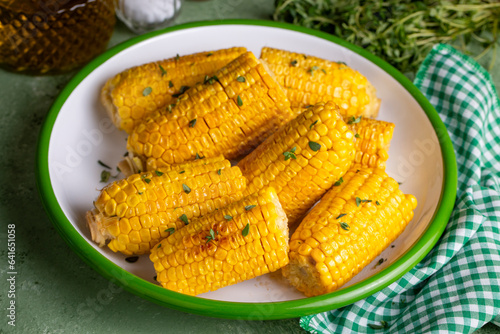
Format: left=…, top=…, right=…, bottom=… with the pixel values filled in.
left=238, top=101, right=356, bottom=227
left=352, top=117, right=395, bottom=168
left=101, top=47, right=247, bottom=133
left=260, top=47, right=380, bottom=118
left=150, top=187, right=289, bottom=296
left=282, top=166, right=417, bottom=297
left=86, top=157, right=247, bottom=255
left=126, top=51, right=294, bottom=170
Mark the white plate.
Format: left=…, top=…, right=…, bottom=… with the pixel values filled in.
left=38, top=20, right=456, bottom=319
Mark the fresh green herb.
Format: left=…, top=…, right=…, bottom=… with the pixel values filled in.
left=175, top=54, right=180, bottom=61
left=307, top=65, right=320, bottom=76
left=125, top=256, right=139, bottom=263
left=237, top=95, right=243, bottom=106
left=242, top=223, right=250, bottom=237
left=179, top=214, right=189, bottom=225
left=245, top=205, right=256, bottom=211
left=155, top=170, right=164, bottom=176
left=167, top=103, right=175, bottom=113
left=182, top=184, right=191, bottom=194
left=217, top=169, right=222, bottom=175
left=236, top=76, right=246, bottom=82
left=283, top=146, right=297, bottom=161
left=204, top=75, right=219, bottom=85
left=355, top=133, right=360, bottom=138
left=116, top=167, right=121, bottom=173
left=347, top=116, right=362, bottom=125
left=336, top=213, right=347, bottom=219
left=165, top=227, right=175, bottom=234
left=159, top=64, right=167, bottom=77
left=123, top=152, right=129, bottom=157
left=362, top=199, right=372, bottom=203
left=337, top=61, right=347, bottom=66
left=172, top=85, right=190, bottom=98
left=290, top=59, right=298, bottom=66
left=206, top=52, right=213, bottom=57
left=205, top=228, right=218, bottom=243
left=376, top=200, right=381, bottom=206
left=340, top=222, right=350, bottom=231
left=321, top=68, right=327, bottom=74
left=310, top=120, right=318, bottom=129
left=195, top=152, right=204, bottom=160
left=273, top=0, right=500, bottom=76
left=98, top=160, right=111, bottom=169
left=169, top=80, right=174, bottom=88
left=189, top=119, right=197, bottom=128
left=305, top=105, right=313, bottom=108
left=143, top=86, right=152, bottom=96
left=356, top=197, right=361, bottom=207
left=100, top=170, right=111, bottom=183
left=157, top=244, right=162, bottom=249
left=308, top=141, right=321, bottom=151
left=224, top=215, right=233, bottom=221
left=334, top=177, right=344, bottom=186
left=179, top=170, right=185, bottom=174
left=144, top=178, right=151, bottom=184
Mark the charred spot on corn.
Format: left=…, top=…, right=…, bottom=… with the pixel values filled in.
left=189, top=119, right=197, bottom=128
left=308, top=141, right=321, bottom=151
left=158, top=64, right=167, bottom=77
left=179, top=214, right=189, bottom=225
left=236, top=76, right=245, bottom=82
left=155, top=170, right=164, bottom=176
left=340, top=222, right=350, bottom=231
left=182, top=184, right=191, bottom=194
left=142, top=86, right=152, bottom=96
left=245, top=205, right=256, bottom=211
left=237, top=95, right=243, bottom=106
left=125, top=256, right=139, bottom=263
left=242, top=223, right=250, bottom=237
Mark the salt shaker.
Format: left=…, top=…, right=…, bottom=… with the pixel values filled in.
left=114, top=0, right=182, bottom=34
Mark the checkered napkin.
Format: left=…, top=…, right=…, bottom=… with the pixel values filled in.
left=301, top=44, right=500, bottom=333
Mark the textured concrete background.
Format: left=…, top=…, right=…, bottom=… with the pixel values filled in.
left=0, top=0, right=498, bottom=333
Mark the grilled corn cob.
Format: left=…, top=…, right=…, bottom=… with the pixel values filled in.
left=352, top=117, right=395, bottom=168
left=282, top=166, right=417, bottom=297
left=150, top=187, right=289, bottom=296
left=260, top=47, right=380, bottom=118
left=101, top=47, right=247, bottom=133
left=126, top=51, right=294, bottom=171
left=86, top=157, right=247, bottom=255
left=238, top=101, right=356, bottom=227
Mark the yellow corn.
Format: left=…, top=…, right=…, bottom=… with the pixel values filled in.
left=150, top=187, right=289, bottom=296
left=260, top=47, right=380, bottom=118
left=352, top=117, right=395, bottom=168
left=101, top=47, right=247, bottom=133
left=86, top=157, right=247, bottom=255
left=282, top=166, right=417, bottom=297
left=126, top=51, right=294, bottom=171
left=238, top=101, right=356, bottom=227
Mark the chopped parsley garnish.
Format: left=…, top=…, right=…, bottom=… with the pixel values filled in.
left=189, top=119, right=197, bottom=128
left=245, top=205, right=256, bottom=211
left=155, top=170, right=164, bottom=176
left=376, top=201, right=381, bottom=206
left=310, top=120, right=318, bottom=129
left=290, top=59, right=298, bottom=66
left=142, top=86, right=152, bottom=96
left=237, top=95, right=243, bottom=107
left=283, top=146, right=297, bottom=161
left=206, top=52, right=213, bottom=57
left=179, top=170, right=185, bottom=174
left=123, top=152, right=129, bottom=157
left=172, top=85, right=190, bottom=98
left=355, top=197, right=361, bottom=207
left=144, top=178, right=151, bottom=184
left=334, top=177, right=344, bottom=186
left=159, top=64, right=167, bottom=76
left=336, top=213, right=347, bottom=219
left=179, top=214, right=189, bottom=225
left=182, top=184, right=191, bottom=194
left=204, top=75, right=219, bottom=85
left=308, top=141, right=321, bottom=151
left=236, top=76, right=245, bottom=82
left=138, top=192, right=143, bottom=195
left=165, top=227, right=175, bottom=234
left=355, top=133, right=360, bottom=138
left=217, top=169, right=221, bottom=175
left=195, top=152, right=204, bottom=160
left=100, top=170, right=111, bottom=183
left=175, top=54, right=180, bottom=61
left=242, top=223, right=250, bottom=237
left=308, top=65, right=320, bottom=76
left=98, top=160, right=111, bottom=169
left=157, top=244, right=162, bottom=248
left=347, top=116, right=362, bottom=124
left=205, top=228, right=218, bottom=243
left=224, top=215, right=233, bottom=221
left=169, top=80, right=174, bottom=88
left=321, top=68, right=327, bottom=74
left=167, top=103, right=176, bottom=112
left=340, top=222, right=350, bottom=231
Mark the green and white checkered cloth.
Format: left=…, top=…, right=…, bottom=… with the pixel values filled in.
left=301, top=44, right=500, bottom=333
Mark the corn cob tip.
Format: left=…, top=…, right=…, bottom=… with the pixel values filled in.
left=117, top=154, right=144, bottom=177
left=86, top=209, right=112, bottom=247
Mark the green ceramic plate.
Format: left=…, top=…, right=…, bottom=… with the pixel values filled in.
left=36, top=20, right=457, bottom=320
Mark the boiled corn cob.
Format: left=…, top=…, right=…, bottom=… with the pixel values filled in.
left=101, top=47, right=247, bottom=133
left=86, top=157, right=247, bottom=255
left=352, top=117, right=395, bottom=168
left=238, top=101, right=356, bottom=227
left=150, top=187, right=289, bottom=296
left=126, top=51, right=294, bottom=171
left=260, top=47, right=380, bottom=118
left=282, top=166, right=417, bottom=297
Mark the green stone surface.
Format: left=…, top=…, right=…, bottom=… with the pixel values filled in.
left=0, top=0, right=498, bottom=333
